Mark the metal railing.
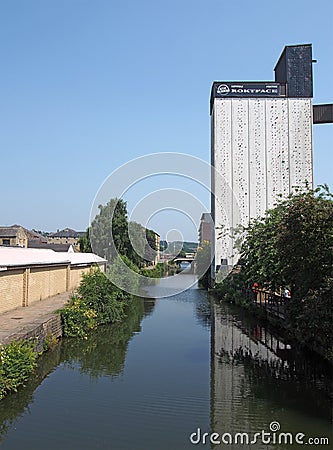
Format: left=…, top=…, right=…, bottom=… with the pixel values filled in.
left=244, top=288, right=287, bottom=320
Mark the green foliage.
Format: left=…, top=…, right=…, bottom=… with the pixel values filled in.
left=60, top=297, right=144, bottom=379
left=89, top=198, right=130, bottom=261
left=140, top=262, right=168, bottom=278
left=0, top=340, right=37, bottom=400
left=60, top=268, right=130, bottom=338
left=43, top=334, right=59, bottom=351
left=213, top=270, right=249, bottom=306
left=228, top=185, right=333, bottom=360
left=196, top=241, right=211, bottom=288
left=286, top=278, right=333, bottom=359
left=86, top=198, right=159, bottom=270
left=240, top=185, right=333, bottom=299
left=107, top=254, right=140, bottom=293
left=78, top=228, right=92, bottom=253
left=144, top=228, right=158, bottom=264
left=59, top=296, right=98, bottom=338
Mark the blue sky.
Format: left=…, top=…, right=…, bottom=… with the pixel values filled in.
left=1, top=0, right=332, bottom=241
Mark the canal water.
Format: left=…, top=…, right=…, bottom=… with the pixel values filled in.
left=0, top=275, right=331, bottom=449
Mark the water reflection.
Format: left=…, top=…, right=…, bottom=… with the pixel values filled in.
left=141, top=273, right=198, bottom=298
left=211, top=301, right=332, bottom=449
left=0, top=289, right=210, bottom=450
left=60, top=297, right=145, bottom=379
left=0, top=344, right=62, bottom=443
left=0, top=297, right=145, bottom=443
left=0, top=289, right=331, bottom=450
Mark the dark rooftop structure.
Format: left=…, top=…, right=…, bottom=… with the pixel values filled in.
left=274, top=44, right=313, bottom=98
left=210, top=43, right=332, bottom=124
left=27, top=240, right=74, bottom=252
left=49, top=228, right=84, bottom=238
left=0, top=227, right=21, bottom=238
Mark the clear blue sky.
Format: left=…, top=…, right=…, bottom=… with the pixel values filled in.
left=1, top=0, right=332, bottom=241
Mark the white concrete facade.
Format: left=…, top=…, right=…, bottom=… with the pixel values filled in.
left=211, top=97, right=313, bottom=271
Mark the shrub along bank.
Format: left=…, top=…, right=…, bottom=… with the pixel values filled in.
left=0, top=339, right=37, bottom=400
left=59, top=268, right=133, bottom=338
left=0, top=268, right=134, bottom=400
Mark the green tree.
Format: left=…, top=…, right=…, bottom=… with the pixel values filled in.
left=90, top=198, right=130, bottom=261
left=236, top=185, right=333, bottom=359
left=107, top=254, right=140, bottom=293
left=196, top=240, right=211, bottom=288
left=240, top=185, right=333, bottom=299
left=78, top=227, right=92, bottom=253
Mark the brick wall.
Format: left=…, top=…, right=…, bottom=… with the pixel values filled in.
left=28, top=266, right=68, bottom=305
left=69, top=266, right=91, bottom=290
left=0, top=264, right=100, bottom=314
left=0, top=269, right=24, bottom=313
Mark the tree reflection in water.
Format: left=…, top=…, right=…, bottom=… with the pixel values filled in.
left=0, top=297, right=147, bottom=440
left=60, top=297, right=145, bottom=378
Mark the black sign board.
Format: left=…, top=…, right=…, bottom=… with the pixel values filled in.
left=213, top=82, right=284, bottom=98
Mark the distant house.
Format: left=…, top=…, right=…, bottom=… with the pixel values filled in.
left=199, top=213, right=213, bottom=246
left=26, top=229, right=48, bottom=243
left=0, top=225, right=29, bottom=248
left=47, top=228, right=85, bottom=251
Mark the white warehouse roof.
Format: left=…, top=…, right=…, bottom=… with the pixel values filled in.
left=0, top=247, right=106, bottom=269
left=65, top=252, right=107, bottom=266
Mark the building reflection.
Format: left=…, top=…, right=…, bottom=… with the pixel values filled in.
left=210, top=301, right=332, bottom=449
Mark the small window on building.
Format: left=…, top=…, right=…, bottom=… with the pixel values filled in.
left=2, top=239, right=10, bottom=245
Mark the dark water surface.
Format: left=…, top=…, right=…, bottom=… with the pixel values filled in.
left=0, top=276, right=331, bottom=449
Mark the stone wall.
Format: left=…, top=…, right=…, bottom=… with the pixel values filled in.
left=2, top=314, right=63, bottom=353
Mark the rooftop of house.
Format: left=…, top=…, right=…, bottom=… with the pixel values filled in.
left=49, top=228, right=85, bottom=238
left=0, top=226, right=22, bottom=238
left=0, top=225, right=48, bottom=242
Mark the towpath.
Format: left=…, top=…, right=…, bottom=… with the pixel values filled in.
left=0, top=292, right=70, bottom=346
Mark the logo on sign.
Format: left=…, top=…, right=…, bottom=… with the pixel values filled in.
left=216, top=84, right=230, bottom=95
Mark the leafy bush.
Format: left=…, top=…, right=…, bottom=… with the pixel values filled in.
left=60, top=268, right=130, bottom=338
left=60, top=296, right=97, bottom=338
left=0, top=339, right=37, bottom=399
left=213, top=270, right=249, bottom=306
left=287, top=278, right=333, bottom=360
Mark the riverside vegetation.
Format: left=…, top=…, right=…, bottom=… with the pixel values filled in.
left=213, top=185, right=333, bottom=362
left=59, top=268, right=133, bottom=338
left=0, top=197, right=157, bottom=400
left=0, top=340, right=37, bottom=400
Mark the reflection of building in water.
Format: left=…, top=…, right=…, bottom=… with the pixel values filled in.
left=210, top=303, right=291, bottom=448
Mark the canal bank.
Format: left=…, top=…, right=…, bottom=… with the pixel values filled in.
left=0, top=275, right=331, bottom=450
left=0, top=292, right=70, bottom=352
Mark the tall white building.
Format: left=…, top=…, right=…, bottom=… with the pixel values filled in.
left=211, top=44, right=314, bottom=274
